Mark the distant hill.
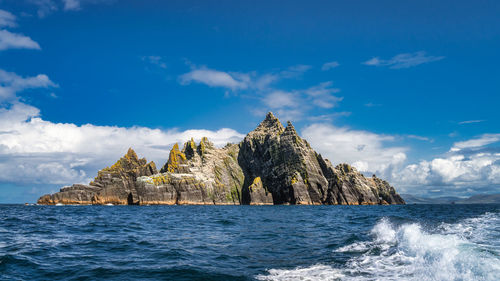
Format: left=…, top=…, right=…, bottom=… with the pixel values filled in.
left=455, top=194, right=500, bottom=204
left=402, top=193, right=500, bottom=204
left=401, top=194, right=462, bottom=204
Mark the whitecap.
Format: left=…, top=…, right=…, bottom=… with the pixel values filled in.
left=257, top=212, right=500, bottom=281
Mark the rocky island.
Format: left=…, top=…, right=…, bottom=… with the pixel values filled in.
left=38, top=113, right=405, bottom=205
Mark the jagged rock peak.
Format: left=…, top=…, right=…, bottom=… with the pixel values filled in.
left=252, top=111, right=284, bottom=136
left=160, top=143, right=189, bottom=173
left=336, top=163, right=357, bottom=174
left=125, top=147, right=139, bottom=161
left=37, top=112, right=405, bottom=206
left=183, top=138, right=197, bottom=159
left=283, top=121, right=298, bottom=135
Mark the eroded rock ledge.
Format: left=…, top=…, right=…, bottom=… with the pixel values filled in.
left=38, top=113, right=405, bottom=205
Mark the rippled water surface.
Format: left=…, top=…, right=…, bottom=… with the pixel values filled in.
left=1, top=204, right=499, bottom=280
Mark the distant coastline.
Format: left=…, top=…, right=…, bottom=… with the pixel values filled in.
left=401, top=193, right=500, bottom=204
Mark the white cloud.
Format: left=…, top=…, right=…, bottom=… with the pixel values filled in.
left=63, top=0, right=81, bottom=11
left=0, top=102, right=245, bottom=185
left=179, top=67, right=248, bottom=90
left=392, top=134, right=500, bottom=195
left=263, top=91, right=298, bottom=109
left=302, top=123, right=500, bottom=196
left=0, top=69, right=57, bottom=101
left=0, top=10, right=17, bottom=28
left=0, top=29, right=41, bottom=51
left=302, top=123, right=407, bottom=175
left=321, top=61, right=340, bottom=71
left=363, top=51, right=445, bottom=69
left=406, top=135, right=433, bottom=142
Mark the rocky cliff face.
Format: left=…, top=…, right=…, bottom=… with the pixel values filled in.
left=38, top=113, right=405, bottom=205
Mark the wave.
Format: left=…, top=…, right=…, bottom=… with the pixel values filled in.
left=256, top=212, right=500, bottom=281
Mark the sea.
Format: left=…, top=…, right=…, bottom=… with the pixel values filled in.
left=1, top=204, right=499, bottom=280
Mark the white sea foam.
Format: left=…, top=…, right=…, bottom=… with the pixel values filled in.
left=257, top=264, right=345, bottom=281
left=257, top=212, right=500, bottom=281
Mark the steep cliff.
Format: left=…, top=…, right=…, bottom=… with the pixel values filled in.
left=38, top=113, right=404, bottom=205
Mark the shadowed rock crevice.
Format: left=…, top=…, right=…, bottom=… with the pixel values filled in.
left=37, top=112, right=405, bottom=205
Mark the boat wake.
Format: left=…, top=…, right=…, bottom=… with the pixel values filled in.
left=257, top=212, right=500, bottom=281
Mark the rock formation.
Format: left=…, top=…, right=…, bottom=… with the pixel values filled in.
left=38, top=112, right=405, bottom=205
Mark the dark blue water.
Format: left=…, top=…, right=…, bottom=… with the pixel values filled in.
left=1, top=205, right=499, bottom=280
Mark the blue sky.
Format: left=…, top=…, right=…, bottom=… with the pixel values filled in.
left=0, top=0, right=499, bottom=202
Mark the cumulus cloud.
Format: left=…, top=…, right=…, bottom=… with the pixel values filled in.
left=301, top=123, right=500, bottom=196
left=392, top=134, right=500, bottom=195
left=321, top=61, right=339, bottom=71
left=363, top=51, right=444, bottom=69
left=0, top=69, right=57, bottom=101
left=0, top=30, right=41, bottom=51
left=302, top=123, right=407, bottom=175
left=0, top=102, right=245, bottom=185
left=0, top=10, right=17, bottom=28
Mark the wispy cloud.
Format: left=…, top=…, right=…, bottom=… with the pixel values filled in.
left=304, top=81, right=342, bottom=109
left=0, top=29, right=40, bottom=51
left=451, top=134, right=500, bottom=151
left=179, top=64, right=344, bottom=121
left=29, top=0, right=58, bottom=18
left=0, top=9, right=41, bottom=51
left=364, top=102, right=382, bottom=107
left=458, top=120, right=486, bottom=125
left=363, top=51, right=445, bottom=69
left=321, top=61, right=339, bottom=71
left=63, top=0, right=81, bottom=11
left=0, top=69, right=58, bottom=101
left=28, top=0, right=114, bottom=17
left=0, top=10, right=17, bottom=28
left=262, top=90, right=298, bottom=109
left=178, top=64, right=311, bottom=92
left=406, top=134, right=434, bottom=142
left=141, top=55, right=167, bottom=69
left=179, top=67, right=249, bottom=90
